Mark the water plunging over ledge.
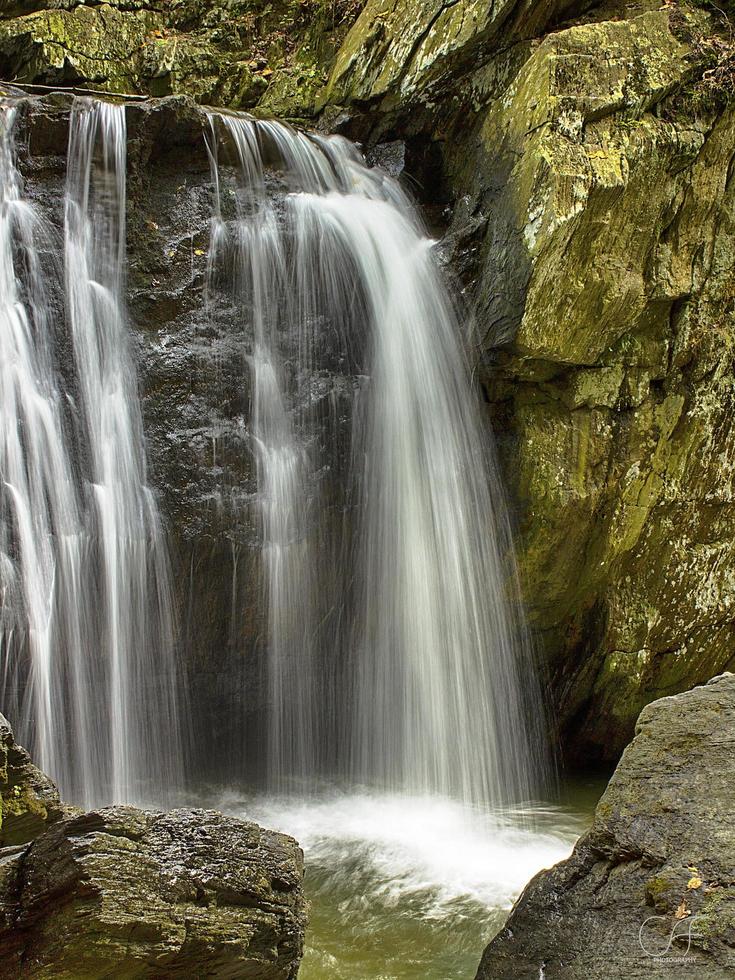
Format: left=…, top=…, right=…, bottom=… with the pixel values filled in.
left=0, top=95, right=550, bottom=806
left=206, top=111, right=549, bottom=806
left=0, top=90, right=565, bottom=976
left=0, top=95, right=564, bottom=976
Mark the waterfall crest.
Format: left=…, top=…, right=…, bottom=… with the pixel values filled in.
left=0, top=100, right=182, bottom=807
left=207, top=113, right=548, bottom=805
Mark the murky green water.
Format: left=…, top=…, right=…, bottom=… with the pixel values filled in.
left=216, top=777, right=606, bottom=980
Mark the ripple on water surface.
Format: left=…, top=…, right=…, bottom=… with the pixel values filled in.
left=211, top=788, right=598, bottom=980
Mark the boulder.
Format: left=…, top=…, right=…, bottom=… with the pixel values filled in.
left=476, top=673, right=735, bottom=979
left=0, top=805, right=306, bottom=979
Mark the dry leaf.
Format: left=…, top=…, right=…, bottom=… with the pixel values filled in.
left=194, top=248, right=205, bottom=256
left=687, top=876, right=703, bottom=890
left=675, top=901, right=690, bottom=920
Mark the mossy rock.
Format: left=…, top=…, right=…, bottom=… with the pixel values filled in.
left=0, top=805, right=306, bottom=979
left=0, top=714, right=64, bottom=847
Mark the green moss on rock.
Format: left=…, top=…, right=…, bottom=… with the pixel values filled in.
left=0, top=0, right=365, bottom=113
left=477, top=674, right=735, bottom=978
left=0, top=714, right=64, bottom=847
left=438, top=7, right=735, bottom=761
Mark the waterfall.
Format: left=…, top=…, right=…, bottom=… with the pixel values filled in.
left=64, top=99, right=182, bottom=804
left=207, top=113, right=547, bottom=805
left=0, top=99, right=182, bottom=806
left=206, top=116, right=320, bottom=788
left=1, top=93, right=546, bottom=810
left=0, top=104, right=89, bottom=795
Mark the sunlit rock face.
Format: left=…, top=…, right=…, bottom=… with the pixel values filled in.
left=476, top=673, right=735, bottom=979
left=0, top=0, right=365, bottom=119
left=441, top=7, right=735, bottom=763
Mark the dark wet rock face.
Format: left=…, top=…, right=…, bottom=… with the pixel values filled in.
left=13, top=92, right=268, bottom=780
left=476, top=673, right=735, bottom=979
left=8, top=91, right=369, bottom=783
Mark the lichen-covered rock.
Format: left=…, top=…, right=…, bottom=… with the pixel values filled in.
left=0, top=713, right=63, bottom=847
left=0, top=805, right=306, bottom=979
left=443, top=6, right=735, bottom=762
left=0, top=0, right=365, bottom=118
left=0, top=6, right=158, bottom=92
left=325, top=0, right=594, bottom=108
left=476, top=673, right=735, bottom=979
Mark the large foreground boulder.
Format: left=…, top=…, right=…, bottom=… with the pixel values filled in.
left=477, top=673, right=735, bottom=979
left=0, top=805, right=306, bottom=979
left=0, top=718, right=306, bottom=979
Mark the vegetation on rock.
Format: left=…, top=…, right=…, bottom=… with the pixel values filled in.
left=0, top=713, right=64, bottom=848
left=0, top=0, right=367, bottom=118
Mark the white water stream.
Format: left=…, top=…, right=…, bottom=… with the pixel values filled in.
left=0, top=92, right=577, bottom=978
left=0, top=99, right=182, bottom=805
left=207, top=113, right=548, bottom=806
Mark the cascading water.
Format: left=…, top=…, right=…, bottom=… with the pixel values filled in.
left=1, top=94, right=569, bottom=979
left=207, top=112, right=547, bottom=806
left=0, top=104, right=89, bottom=794
left=206, top=116, right=319, bottom=788
left=64, top=99, right=182, bottom=804
left=0, top=98, right=182, bottom=807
